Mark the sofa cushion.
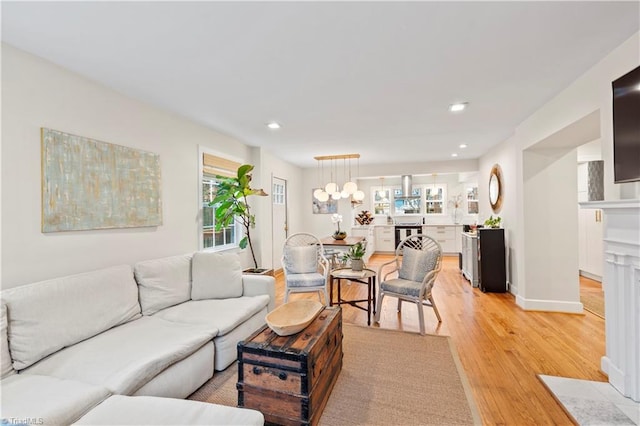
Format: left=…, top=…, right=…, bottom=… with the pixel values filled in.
left=1, top=265, right=141, bottom=370
left=134, top=253, right=193, bottom=315
left=1, top=374, right=111, bottom=425
left=132, top=342, right=214, bottom=398
left=23, top=316, right=217, bottom=395
left=210, top=308, right=268, bottom=371
left=191, top=252, right=243, bottom=300
left=73, top=395, right=264, bottom=425
left=398, top=247, right=439, bottom=283
left=284, top=245, right=318, bottom=274
left=152, top=295, right=269, bottom=335
left=1, top=304, right=15, bottom=378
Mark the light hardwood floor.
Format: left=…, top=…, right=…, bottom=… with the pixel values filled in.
left=276, top=254, right=606, bottom=425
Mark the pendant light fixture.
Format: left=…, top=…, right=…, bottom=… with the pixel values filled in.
left=313, top=160, right=328, bottom=201
left=313, top=154, right=363, bottom=202
left=377, top=177, right=386, bottom=199
left=352, top=156, right=365, bottom=201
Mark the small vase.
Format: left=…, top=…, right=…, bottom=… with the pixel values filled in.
left=452, top=208, right=461, bottom=224
left=333, top=231, right=347, bottom=240
left=351, top=259, right=364, bottom=271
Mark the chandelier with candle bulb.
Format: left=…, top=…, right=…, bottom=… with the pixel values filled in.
left=313, top=154, right=365, bottom=202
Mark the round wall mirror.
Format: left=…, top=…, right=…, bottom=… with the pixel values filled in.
left=489, top=164, right=503, bottom=213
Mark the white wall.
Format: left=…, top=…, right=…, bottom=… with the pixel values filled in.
left=521, top=147, right=581, bottom=310
left=1, top=44, right=282, bottom=288
left=577, top=139, right=602, bottom=162
left=479, top=31, right=639, bottom=312
left=478, top=135, right=518, bottom=293
left=252, top=147, right=304, bottom=270
left=516, top=33, right=640, bottom=201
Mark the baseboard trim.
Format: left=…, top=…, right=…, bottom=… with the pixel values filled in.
left=579, top=270, right=602, bottom=282
left=601, top=356, right=627, bottom=396
left=515, top=295, right=583, bottom=313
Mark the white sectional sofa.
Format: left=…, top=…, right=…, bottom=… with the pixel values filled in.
left=0, top=251, right=275, bottom=425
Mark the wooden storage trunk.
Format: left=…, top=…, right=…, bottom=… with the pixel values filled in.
left=237, top=307, right=343, bottom=426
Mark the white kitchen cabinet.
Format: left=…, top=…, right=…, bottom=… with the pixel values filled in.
left=375, top=226, right=396, bottom=252
left=461, top=232, right=479, bottom=287
left=422, top=225, right=462, bottom=254
left=350, top=226, right=375, bottom=263
left=578, top=208, right=603, bottom=279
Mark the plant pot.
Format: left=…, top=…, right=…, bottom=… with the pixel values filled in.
left=351, top=259, right=364, bottom=271
left=333, top=231, right=347, bottom=240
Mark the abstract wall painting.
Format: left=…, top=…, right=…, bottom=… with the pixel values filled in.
left=311, top=189, right=338, bottom=214
left=41, top=128, right=162, bottom=232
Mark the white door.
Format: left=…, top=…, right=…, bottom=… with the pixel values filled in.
left=272, top=176, right=288, bottom=272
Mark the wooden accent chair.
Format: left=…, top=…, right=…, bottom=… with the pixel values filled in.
left=374, top=234, right=443, bottom=335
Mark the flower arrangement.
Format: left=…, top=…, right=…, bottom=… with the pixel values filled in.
left=331, top=213, right=347, bottom=240
left=448, top=194, right=463, bottom=209
left=449, top=194, right=463, bottom=224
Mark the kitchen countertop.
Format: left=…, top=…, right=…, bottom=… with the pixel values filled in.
left=352, top=223, right=465, bottom=228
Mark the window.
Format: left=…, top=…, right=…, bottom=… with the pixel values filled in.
left=424, top=185, right=446, bottom=215
left=372, top=187, right=391, bottom=216
left=466, top=186, right=479, bottom=214
left=273, top=181, right=285, bottom=205
left=200, top=150, right=243, bottom=250
left=393, top=187, right=421, bottom=215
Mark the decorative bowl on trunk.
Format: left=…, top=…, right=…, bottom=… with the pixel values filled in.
left=266, top=300, right=324, bottom=336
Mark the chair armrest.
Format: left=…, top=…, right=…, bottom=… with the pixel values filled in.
left=319, top=255, right=330, bottom=278
left=242, top=275, right=276, bottom=312
left=421, top=269, right=440, bottom=295
left=377, top=258, right=399, bottom=282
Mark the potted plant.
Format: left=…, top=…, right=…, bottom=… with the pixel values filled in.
left=331, top=213, right=347, bottom=240
left=210, top=164, right=268, bottom=272
left=342, top=241, right=366, bottom=271
left=484, top=215, right=502, bottom=228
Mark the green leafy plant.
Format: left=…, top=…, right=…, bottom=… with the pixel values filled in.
left=342, top=242, right=366, bottom=261
left=210, top=164, right=267, bottom=269
left=484, top=215, right=502, bottom=228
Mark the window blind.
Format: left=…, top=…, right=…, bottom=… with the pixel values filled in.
left=203, top=153, right=241, bottom=178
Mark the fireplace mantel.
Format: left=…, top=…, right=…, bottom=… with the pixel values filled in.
left=580, top=199, right=640, bottom=402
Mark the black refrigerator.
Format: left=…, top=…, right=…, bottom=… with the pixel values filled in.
left=477, top=228, right=507, bottom=293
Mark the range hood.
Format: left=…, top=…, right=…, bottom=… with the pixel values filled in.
left=398, top=175, right=419, bottom=198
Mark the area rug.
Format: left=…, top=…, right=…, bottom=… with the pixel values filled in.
left=538, top=375, right=639, bottom=425
left=581, top=291, right=605, bottom=319
left=189, top=324, right=481, bottom=425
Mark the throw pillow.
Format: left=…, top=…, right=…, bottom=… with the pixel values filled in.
left=1, top=304, right=15, bottom=379
left=284, top=246, right=319, bottom=274
left=191, top=252, right=243, bottom=300
left=398, top=247, right=439, bottom=283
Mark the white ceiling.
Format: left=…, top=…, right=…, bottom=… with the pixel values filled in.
left=2, top=1, right=639, bottom=168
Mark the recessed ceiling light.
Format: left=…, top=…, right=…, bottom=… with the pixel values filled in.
left=459, top=144, right=468, bottom=149
left=449, top=102, right=468, bottom=112
left=451, top=153, right=458, bottom=157
left=266, top=122, right=281, bottom=129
